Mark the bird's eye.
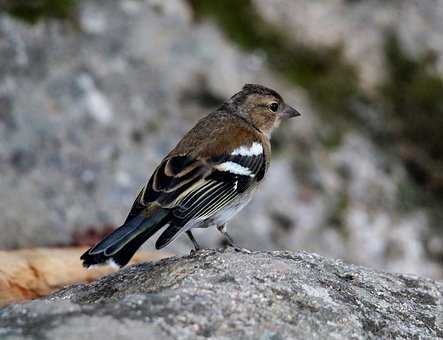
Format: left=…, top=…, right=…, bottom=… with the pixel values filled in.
left=269, top=102, right=279, bottom=112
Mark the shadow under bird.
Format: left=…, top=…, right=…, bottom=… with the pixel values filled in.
left=81, top=84, right=301, bottom=268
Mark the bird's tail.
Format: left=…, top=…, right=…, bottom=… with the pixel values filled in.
left=80, top=207, right=170, bottom=268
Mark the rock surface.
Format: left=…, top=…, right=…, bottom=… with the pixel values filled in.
left=254, top=0, right=443, bottom=89
left=0, top=247, right=172, bottom=307
left=1, top=249, right=442, bottom=339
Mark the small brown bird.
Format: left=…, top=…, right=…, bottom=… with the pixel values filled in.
left=81, top=84, right=300, bottom=268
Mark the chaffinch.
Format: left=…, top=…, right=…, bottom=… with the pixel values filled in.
left=81, top=84, right=300, bottom=268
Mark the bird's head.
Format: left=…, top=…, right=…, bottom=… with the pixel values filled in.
left=227, top=84, right=301, bottom=136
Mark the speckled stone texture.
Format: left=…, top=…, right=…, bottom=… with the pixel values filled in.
left=1, top=249, right=442, bottom=339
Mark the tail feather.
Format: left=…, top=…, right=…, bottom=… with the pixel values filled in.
left=155, top=223, right=183, bottom=250
left=88, top=215, right=146, bottom=255
left=107, top=228, right=161, bottom=267
left=81, top=208, right=170, bottom=268
left=104, top=217, right=151, bottom=256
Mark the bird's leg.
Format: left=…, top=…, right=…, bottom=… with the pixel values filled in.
left=216, top=224, right=251, bottom=253
left=216, top=224, right=236, bottom=247
left=186, top=230, right=201, bottom=254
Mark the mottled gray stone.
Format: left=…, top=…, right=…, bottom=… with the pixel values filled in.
left=1, top=249, right=442, bottom=339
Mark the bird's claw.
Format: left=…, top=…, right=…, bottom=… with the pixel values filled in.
left=232, top=246, right=251, bottom=253
left=190, top=248, right=200, bottom=256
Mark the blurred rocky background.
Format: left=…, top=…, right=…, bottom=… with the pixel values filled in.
left=1, top=0, right=443, bottom=279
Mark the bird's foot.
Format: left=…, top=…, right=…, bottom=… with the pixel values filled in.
left=232, top=246, right=251, bottom=254
left=186, top=230, right=202, bottom=255
left=190, top=248, right=200, bottom=256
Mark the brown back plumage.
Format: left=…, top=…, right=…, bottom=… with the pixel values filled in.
left=168, top=111, right=270, bottom=159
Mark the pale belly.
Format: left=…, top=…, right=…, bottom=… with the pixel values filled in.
left=187, top=189, right=255, bottom=230
left=208, top=196, right=252, bottom=227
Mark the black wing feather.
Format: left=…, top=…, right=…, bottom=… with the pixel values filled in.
left=138, top=145, right=266, bottom=249
left=142, top=155, right=208, bottom=206
left=152, top=147, right=266, bottom=249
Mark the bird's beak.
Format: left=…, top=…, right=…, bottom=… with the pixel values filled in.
left=280, top=104, right=301, bottom=120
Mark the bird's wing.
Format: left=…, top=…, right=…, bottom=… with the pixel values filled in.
left=143, top=141, right=266, bottom=249
left=171, top=142, right=266, bottom=221
left=141, top=154, right=210, bottom=207
left=141, top=141, right=266, bottom=218
left=122, top=154, right=208, bottom=224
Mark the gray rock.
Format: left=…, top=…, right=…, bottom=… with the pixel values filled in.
left=254, top=0, right=443, bottom=89
left=1, top=249, right=442, bottom=339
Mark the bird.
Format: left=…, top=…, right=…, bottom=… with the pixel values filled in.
left=81, top=84, right=300, bottom=268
